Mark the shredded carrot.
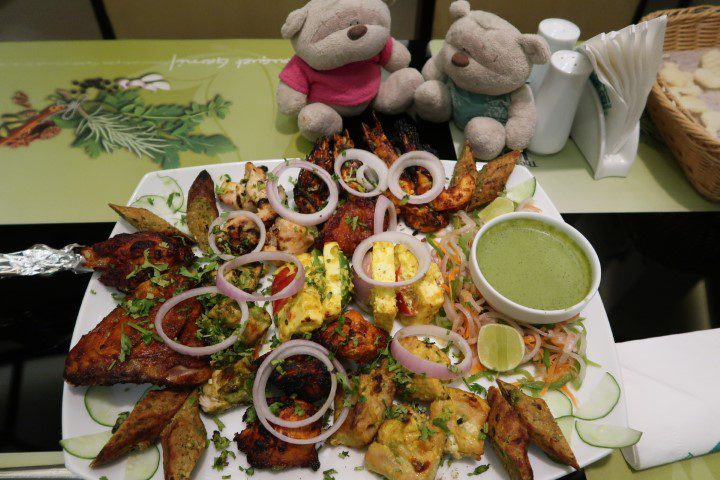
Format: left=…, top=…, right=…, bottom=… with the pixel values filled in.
left=436, top=243, right=447, bottom=255
left=451, top=254, right=462, bottom=265
left=560, top=385, right=579, bottom=407
left=440, top=284, right=451, bottom=295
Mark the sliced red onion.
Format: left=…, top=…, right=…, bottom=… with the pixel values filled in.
left=216, top=251, right=305, bottom=303
left=266, top=160, right=339, bottom=226
left=521, top=331, right=542, bottom=364
left=391, top=325, right=473, bottom=380
left=252, top=340, right=349, bottom=445
left=351, top=232, right=430, bottom=288
left=387, top=151, right=445, bottom=205
left=334, top=149, right=388, bottom=198
left=253, top=342, right=336, bottom=428
left=154, top=286, right=247, bottom=357
left=374, top=195, right=397, bottom=235
left=356, top=165, right=379, bottom=191
left=208, top=210, right=266, bottom=261
left=351, top=252, right=374, bottom=311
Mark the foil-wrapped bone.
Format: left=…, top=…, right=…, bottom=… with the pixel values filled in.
left=0, top=244, right=90, bottom=277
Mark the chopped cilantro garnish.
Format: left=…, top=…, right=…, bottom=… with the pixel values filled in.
left=213, top=415, right=226, bottom=431
left=212, top=430, right=231, bottom=450
left=469, top=465, right=490, bottom=476
left=322, top=468, right=338, bottom=480
left=118, top=332, right=132, bottom=362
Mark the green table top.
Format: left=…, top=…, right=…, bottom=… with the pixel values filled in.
left=0, top=39, right=717, bottom=226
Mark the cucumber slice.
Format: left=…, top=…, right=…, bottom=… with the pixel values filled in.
left=157, top=175, right=184, bottom=213
left=85, top=386, right=126, bottom=427
left=574, top=372, right=621, bottom=420
left=576, top=421, right=642, bottom=448
left=131, top=195, right=176, bottom=217
left=541, top=389, right=573, bottom=418
left=125, top=445, right=160, bottom=480
left=504, top=178, right=537, bottom=204
left=60, top=430, right=112, bottom=459
left=556, top=415, right=574, bottom=444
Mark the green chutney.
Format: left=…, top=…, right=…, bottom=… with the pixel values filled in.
left=476, top=218, right=592, bottom=310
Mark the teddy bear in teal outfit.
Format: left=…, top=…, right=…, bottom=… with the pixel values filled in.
left=415, top=1, right=550, bottom=160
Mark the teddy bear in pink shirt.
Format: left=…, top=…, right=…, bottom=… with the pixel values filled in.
left=277, top=0, right=423, bottom=141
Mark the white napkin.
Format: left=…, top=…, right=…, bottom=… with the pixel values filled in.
left=579, top=16, right=667, bottom=155
left=617, top=328, right=720, bottom=470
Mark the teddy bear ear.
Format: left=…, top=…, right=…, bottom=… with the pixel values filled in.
left=518, top=34, right=551, bottom=65
left=449, top=0, right=471, bottom=20
left=281, top=7, right=308, bottom=39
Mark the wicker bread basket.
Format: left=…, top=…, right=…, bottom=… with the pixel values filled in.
left=644, top=6, right=720, bottom=201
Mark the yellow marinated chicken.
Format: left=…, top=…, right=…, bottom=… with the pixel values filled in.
left=396, top=337, right=449, bottom=402
left=395, top=245, right=444, bottom=325
left=429, top=387, right=490, bottom=460
left=365, top=407, right=446, bottom=480
left=330, top=360, right=396, bottom=448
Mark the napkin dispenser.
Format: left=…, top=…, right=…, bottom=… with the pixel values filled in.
left=570, top=16, right=667, bottom=179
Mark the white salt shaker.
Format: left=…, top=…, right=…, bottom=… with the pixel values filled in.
left=528, top=18, right=581, bottom=94
left=529, top=50, right=593, bottom=155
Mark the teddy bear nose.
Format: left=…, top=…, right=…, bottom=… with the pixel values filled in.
left=348, top=25, right=368, bottom=40
left=452, top=52, right=470, bottom=68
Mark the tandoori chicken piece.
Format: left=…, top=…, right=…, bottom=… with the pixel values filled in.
left=497, top=380, right=579, bottom=470
left=487, top=386, right=533, bottom=480
left=365, top=406, right=446, bottom=480
left=160, top=391, right=207, bottom=480
left=218, top=163, right=279, bottom=225
left=429, top=387, right=490, bottom=460
left=64, top=278, right=211, bottom=387
left=315, top=197, right=375, bottom=255
left=92, top=389, right=190, bottom=467
left=395, top=337, right=449, bottom=402
left=80, top=232, right=193, bottom=293
left=362, top=113, right=400, bottom=167
left=235, top=398, right=321, bottom=471
left=187, top=169, right=219, bottom=253
left=258, top=353, right=332, bottom=403
left=295, top=136, right=333, bottom=214
left=450, top=141, right=478, bottom=188
left=334, top=130, right=366, bottom=192
left=430, top=173, right=476, bottom=212
left=330, top=360, right=396, bottom=448
left=213, top=214, right=263, bottom=257
left=402, top=204, right=450, bottom=233
left=264, top=217, right=317, bottom=256
left=313, top=309, right=389, bottom=364
left=468, top=150, right=519, bottom=210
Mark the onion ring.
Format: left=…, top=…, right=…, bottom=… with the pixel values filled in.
left=356, top=164, right=379, bottom=191
left=154, top=286, right=247, bottom=357
left=266, top=160, right=339, bottom=226
left=252, top=340, right=350, bottom=444
left=216, top=251, right=305, bottom=303
left=373, top=195, right=397, bottom=235
left=352, top=232, right=430, bottom=288
left=208, top=210, right=266, bottom=261
left=253, top=342, right=336, bottom=428
left=387, top=151, right=445, bottom=205
left=391, top=325, right=473, bottom=380
left=334, top=149, right=388, bottom=198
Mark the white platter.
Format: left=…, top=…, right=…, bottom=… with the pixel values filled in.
left=63, top=159, right=626, bottom=480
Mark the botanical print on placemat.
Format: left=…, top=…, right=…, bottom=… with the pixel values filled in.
left=0, top=73, right=235, bottom=169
